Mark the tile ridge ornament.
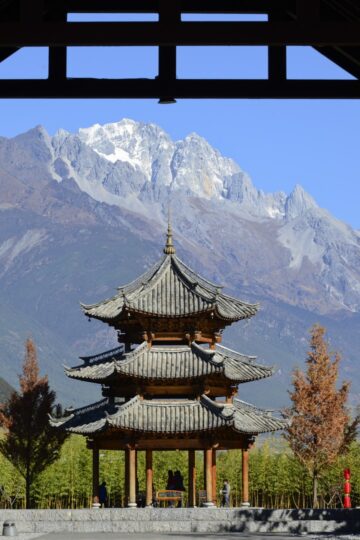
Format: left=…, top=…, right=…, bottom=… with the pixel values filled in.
left=163, top=210, right=176, bottom=255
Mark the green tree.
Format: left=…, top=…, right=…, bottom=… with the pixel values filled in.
left=285, top=325, right=356, bottom=508
left=0, top=339, right=68, bottom=508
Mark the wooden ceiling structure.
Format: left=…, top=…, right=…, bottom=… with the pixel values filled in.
left=1, top=0, right=360, bottom=99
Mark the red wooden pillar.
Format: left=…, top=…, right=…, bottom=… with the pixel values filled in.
left=204, top=448, right=214, bottom=507
left=241, top=448, right=250, bottom=507
left=146, top=449, right=153, bottom=507
left=128, top=447, right=137, bottom=508
left=212, top=449, right=217, bottom=506
left=203, top=450, right=207, bottom=492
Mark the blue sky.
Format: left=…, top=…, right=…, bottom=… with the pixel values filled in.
left=0, top=14, right=359, bottom=228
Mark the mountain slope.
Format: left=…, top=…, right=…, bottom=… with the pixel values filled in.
left=0, top=119, right=358, bottom=407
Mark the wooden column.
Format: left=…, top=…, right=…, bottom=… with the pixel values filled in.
left=241, top=449, right=250, bottom=507
left=212, top=449, right=217, bottom=506
left=128, top=447, right=137, bottom=508
left=146, top=449, right=153, bottom=507
left=124, top=449, right=129, bottom=507
left=188, top=450, right=196, bottom=508
left=203, top=450, right=207, bottom=491
left=92, top=447, right=99, bottom=506
left=135, top=450, right=138, bottom=495
left=204, top=448, right=214, bottom=507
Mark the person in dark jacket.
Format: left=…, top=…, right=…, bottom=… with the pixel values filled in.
left=99, top=481, right=108, bottom=507
left=174, top=470, right=185, bottom=507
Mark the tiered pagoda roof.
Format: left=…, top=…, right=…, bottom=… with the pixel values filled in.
left=50, top=395, right=286, bottom=436
left=65, top=342, right=274, bottom=384
left=52, top=223, right=286, bottom=456
left=81, top=252, right=258, bottom=324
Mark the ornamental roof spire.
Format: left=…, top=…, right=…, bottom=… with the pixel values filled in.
left=163, top=209, right=176, bottom=255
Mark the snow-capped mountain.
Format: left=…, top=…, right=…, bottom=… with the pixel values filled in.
left=0, top=118, right=359, bottom=406
left=46, top=118, right=360, bottom=314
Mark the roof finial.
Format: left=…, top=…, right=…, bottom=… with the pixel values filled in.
left=164, top=207, right=176, bottom=255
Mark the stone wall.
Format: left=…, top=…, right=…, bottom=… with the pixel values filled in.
left=0, top=508, right=359, bottom=534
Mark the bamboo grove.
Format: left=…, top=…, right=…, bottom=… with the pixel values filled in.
left=1, top=435, right=359, bottom=509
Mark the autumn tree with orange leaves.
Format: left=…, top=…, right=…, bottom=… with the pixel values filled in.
left=0, top=339, right=68, bottom=508
left=285, top=324, right=355, bottom=508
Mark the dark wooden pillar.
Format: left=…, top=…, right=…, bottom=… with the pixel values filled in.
left=188, top=450, right=196, bottom=507
left=128, top=447, right=137, bottom=508
left=135, top=450, right=138, bottom=497
left=204, top=448, right=214, bottom=507
left=92, top=447, right=99, bottom=506
left=212, top=449, right=217, bottom=506
left=203, top=450, right=207, bottom=492
left=124, top=448, right=129, bottom=507
left=146, top=449, right=153, bottom=507
left=241, top=449, right=250, bottom=507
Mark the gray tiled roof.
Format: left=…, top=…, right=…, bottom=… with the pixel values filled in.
left=50, top=395, right=286, bottom=436
left=65, top=342, right=274, bottom=383
left=81, top=254, right=258, bottom=322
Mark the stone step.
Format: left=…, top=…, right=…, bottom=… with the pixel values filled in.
left=0, top=508, right=358, bottom=535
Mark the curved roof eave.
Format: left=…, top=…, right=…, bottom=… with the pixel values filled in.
left=80, top=252, right=259, bottom=322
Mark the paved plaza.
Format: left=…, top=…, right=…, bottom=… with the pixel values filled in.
left=16, top=534, right=357, bottom=540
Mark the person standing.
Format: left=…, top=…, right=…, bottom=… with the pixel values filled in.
left=221, top=479, right=231, bottom=507
left=99, top=481, right=108, bottom=508
left=174, top=470, right=185, bottom=507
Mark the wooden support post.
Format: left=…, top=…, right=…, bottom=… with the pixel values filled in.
left=92, top=447, right=99, bottom=507
left=48, top=9, right=67, bottom=81
left=241, top=449, right=250, bottom=507
left=135, top=449, right=138, bottom=493
left=204, top=448, right=214, bottom=507
left=212, top=449, right=217, bottom=506
left=158, top=0, right=179, bottom=102
left=188, top=450, right=196, bottom=508
left=203, top=450, right=207, bottom=492
left=268, top=46, right=286, bottom=81
left=146, top=449, right=153, bottom=507
left=124, top=449, right=129, bottom=507
left=268, top=10, right=286, bottom=82
left=128, top=447, right=137, bottom=507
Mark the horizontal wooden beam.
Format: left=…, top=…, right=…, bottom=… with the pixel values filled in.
left=88, top=438, right=247, bottom=450
left=1, top=78, right=360, bottom=99
left=1, top=22, right=360, bottom=47
left=0, top=47, right=18, bottom=63
left=62, top=0, right=273, bottom=14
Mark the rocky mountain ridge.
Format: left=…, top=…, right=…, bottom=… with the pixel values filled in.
left=0, top=119, right=359, bottom=407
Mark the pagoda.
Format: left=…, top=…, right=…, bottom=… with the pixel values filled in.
left=51, top=223, right=286, bottom=508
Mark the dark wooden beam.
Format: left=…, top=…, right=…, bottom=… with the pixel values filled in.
left=48, top=8, right=67, bottom=81
left=62, top=0, right=273, bottom=14
left=20, top=0, right=44, bottom=22
left=268, top=10, right=286, bottom=81
left=158, top=0, right=179, bottom=94
left=315, top=46, right=360, bottom=79
left=1, top=22, right=360, bottom=47
left=1, top=78, right=360, bottom=99
left=88, top=438, right=246, bottom=450
left=0, top=47, right=18, bottom=63
left=296, top=0, right=320, bottom=22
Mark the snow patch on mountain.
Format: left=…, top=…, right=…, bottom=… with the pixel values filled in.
left=29, top=117, right=360, bottom=313
left=0, top=229, right=48, bottom=271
